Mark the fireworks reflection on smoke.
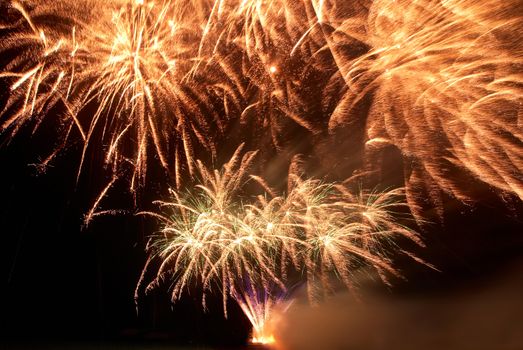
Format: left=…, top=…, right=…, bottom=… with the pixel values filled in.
left=137, top=147, right=429, bottom=343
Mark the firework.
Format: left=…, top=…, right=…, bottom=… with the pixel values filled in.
left=232, top=279, right=290, bottom=345
left=0, top=0, right=327, bottom=190
left=325, top=0, right=523, bottom=219
left=138, top=146, right=289, bottom=314
left=2, top=0, right=522, bottom=222
left=1, top=0, right=519, bottom=346
left=0, top=0, right=339, bottom=220
left=138, top=147, right=428, bottom=343
left=0, top=0, right=228, bottom=194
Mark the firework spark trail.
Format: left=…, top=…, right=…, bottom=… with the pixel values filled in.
left=231, top=279, right=292, bottom=345
left=0, top=0, right=342, bottom=211
left=324, top=0, right=523, bottom=219
left=283, top=177, right=428, bottom=302
left=0, top=0, right=229, bottom=193
left=138, top=147, right=428, bottom=342
left=192, top=0, right=335, bottom=148
left=139, top=145, right=289, bottom=316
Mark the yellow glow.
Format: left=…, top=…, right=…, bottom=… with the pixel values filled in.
left=252, top=334, right=276, bottom=345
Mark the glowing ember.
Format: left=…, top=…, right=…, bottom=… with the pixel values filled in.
left=251, top=334, right=276, bottom=345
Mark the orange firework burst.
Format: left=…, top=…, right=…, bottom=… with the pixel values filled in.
left=326, top=0, right=523, bottom=219
left=0, top=0, right=340, bottom=218
left=1, top=0, right=226, bottom=194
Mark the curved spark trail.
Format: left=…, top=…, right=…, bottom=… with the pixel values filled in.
left=326, top=0, right=523, bottom=219
left=1, top=0, right=224, bottom=193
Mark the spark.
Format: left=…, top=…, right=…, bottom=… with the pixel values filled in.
left=138, top=147, right=427, bottom=341
left=1, top=0, right=223, bottom=195
left=325, top=0, right=523, bottom=219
